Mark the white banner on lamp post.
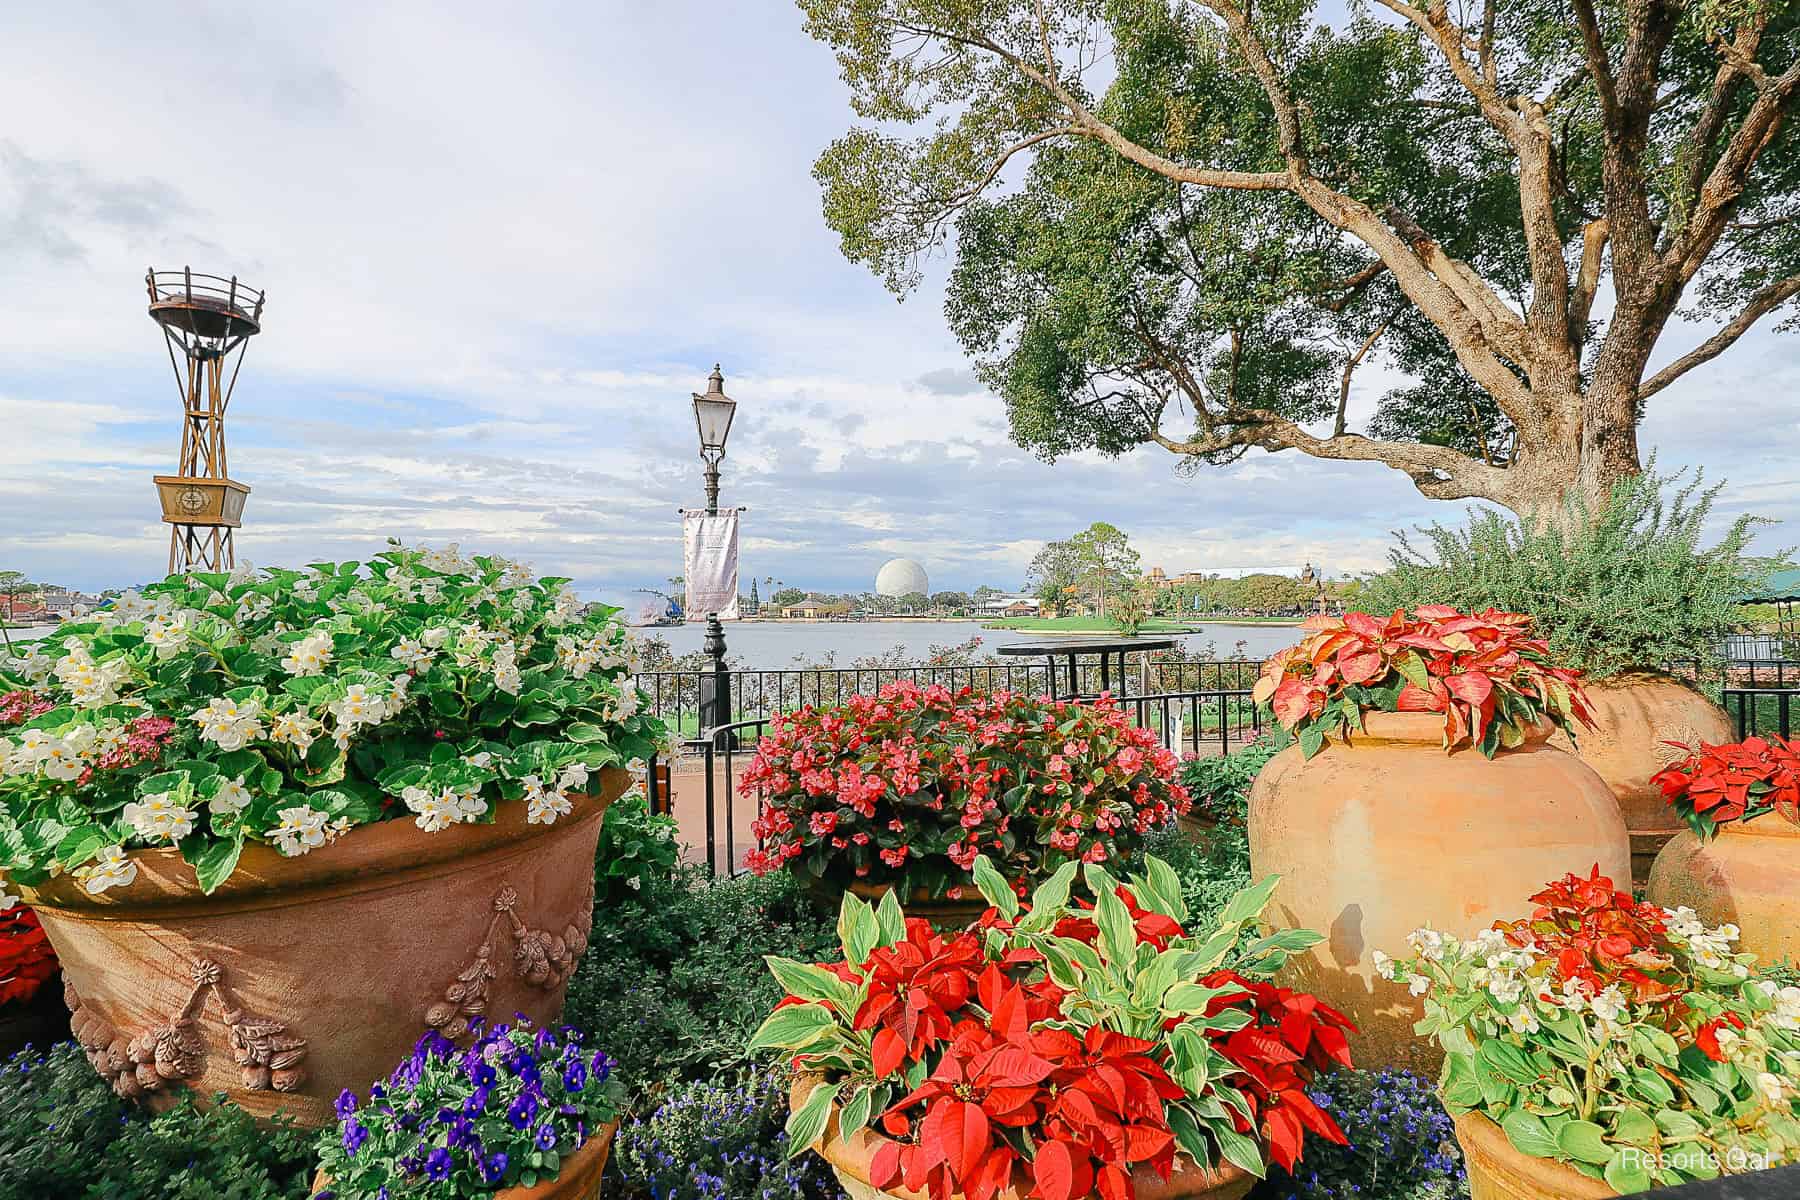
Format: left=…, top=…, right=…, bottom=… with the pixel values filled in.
left=682, top=509, right=740, bottom=620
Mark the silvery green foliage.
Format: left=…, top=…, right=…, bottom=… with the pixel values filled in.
left=1360, top=467, right=1782, bottom=679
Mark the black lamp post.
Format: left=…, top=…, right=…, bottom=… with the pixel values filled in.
left=692, top=365, right=737, bottom=744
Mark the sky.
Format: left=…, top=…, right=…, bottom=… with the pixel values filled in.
left=2, top=1, right=1796, bottom=601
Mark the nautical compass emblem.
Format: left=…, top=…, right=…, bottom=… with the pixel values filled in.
left=177, top=487, right=208, bottom=515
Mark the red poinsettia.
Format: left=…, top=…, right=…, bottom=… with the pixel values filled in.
left=1651, top=735, right=1800, bottom=837
left=1252, top=607, right=1591, bottom=758
left=0, top=906, right=58, bottom=1006
left=1496, top=866, right=1681, bottom=1008
left=855, top=918, right=989, bottom=1077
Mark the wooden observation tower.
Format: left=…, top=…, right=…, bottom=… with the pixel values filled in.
left=146, top=267, right=265, bottom=573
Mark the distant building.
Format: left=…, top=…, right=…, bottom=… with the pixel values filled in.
left=980, top=594, right=1041, bottom=616
left=875, top=558, right=930, bottom=599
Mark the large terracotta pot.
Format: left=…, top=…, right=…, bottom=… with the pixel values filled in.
left=790, top=1074, right=1253, bottom=1200
left=1452, top=1111, right=1615, bottom=1200
left=1647, top=817, right=1800, bottom=966
left=18, top=767, right=628, bottom=1126
left=1549, top=672, right=1732, bottom=885
left=1249, top=713, right=1630, bottom=1073
left=312, top=1121, right=618, bottom=1200
left=842, top=880, right=991, bottom=929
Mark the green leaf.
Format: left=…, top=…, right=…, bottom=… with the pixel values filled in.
left=764, top=957, right=857, bottom=1015
left=1478, top=1039, right=1539, bottom=1085
left=54, top=824, right=113, bottom=870
left=783, top=1080, right=840, bottom=1160
left=1392, top=649, right=1430, bottom=691
left=837, top=894, right=879, bottom=965
left=1500, top=1110, right=1559, bottom=1160
left=839, top=1084, right=875, bottom=1138
left=873, top=887, right=905, bottom=946
left=1093, top=884, right=1136, bottom=966
left=746, top=1002, right=837, bottom=1054
left=1298, top=726, right=1325, bottom=759
left=1219, top=874, right=1281, bottom=925
left=1604, top=1149, right=1652, bottom=1193
left=179, top=833, right=245, bottom=895
left=1212, top=1123, right=1266, bottom=1179
left=1141, top=855, right=1187, bottom=923
left=1556, top=1120, right=1612, bottom=1165
left=971, top=855, right=1019, bottom=920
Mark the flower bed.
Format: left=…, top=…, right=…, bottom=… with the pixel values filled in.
left=751, top=856, right=1353, bottom=1198
left=1382, top=867, right=1800, bottom=1192
left=741, top=682, right=1190, bottom=899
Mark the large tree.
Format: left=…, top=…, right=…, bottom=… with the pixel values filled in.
left=801, top=0, right=1799, bottom=522
left=1028, top=521, right=1142, bottom=609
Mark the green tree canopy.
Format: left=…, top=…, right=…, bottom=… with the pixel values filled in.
left=801, top=0, right=1800, bottom=522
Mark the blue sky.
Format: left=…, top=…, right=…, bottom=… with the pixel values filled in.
left=3, top=1, right=1796, bottom=599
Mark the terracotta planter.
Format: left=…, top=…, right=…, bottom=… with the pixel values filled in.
left=841, top=880, right=991, bottom=929
left=1647, top=817, right=1800, bottom=966
left=17, top=766, right=628, bottom=1126
left=312, top=1121, right=619, bottom=1200
left=790, top=1074, right=1253, bottom=1200
left=1249, top=713, right=1629, bottom=1072
left=1548, top=672, right=1732, bottom=885
left=1452, top=1111, right=1616, bottom=1200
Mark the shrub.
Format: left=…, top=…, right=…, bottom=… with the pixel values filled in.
left=1359, top=467, right=1779, bottom=679
left=1176, top=730, right=1289, bottom=826
left=1266, top=1068, right=1465, bottom=1200
left=0, top=543, right=662, bottom=894
left=593, top=789, right=681, bottom=906
left=605, top=1069, right=844, bottom=1200
left=561, top=865, right=840, bottom=1090
left=0, top=1043, right=313, bottom=1200
left=1253, top=608, right=1589, bottom=759
left=741, top=681, right=1190, bottom=897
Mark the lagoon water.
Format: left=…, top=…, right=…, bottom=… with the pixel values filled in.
left=636, top=619, right=1296, bottom=664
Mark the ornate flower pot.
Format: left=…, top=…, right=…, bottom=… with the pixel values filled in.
left=790, top=1075, right=1253, bottom=1200
left=312, top=1121, right=619, bottom=1200
left=1647, top=817, right=1800, bottom=966
left=1548, top=672, right=1733, bottom=884
left=1249, top=714, right=1630, bottom=1072
left=18, top=767, right=628, bottom=1127
left=1452, top=1112, right=1616, bottom=1200
left=842, top=880, right=990, bottom=929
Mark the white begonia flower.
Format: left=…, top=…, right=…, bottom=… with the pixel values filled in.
left=422, top=626, right=451, bottom=650
left=464, top=751, right=494, bottom=769
left=389, top=674, right=412, bottom=704
left=403, top=786, right=461, bottom=833
left=40, top=736, right=89, bottom=782
left=1714, top=1025, right=1742, bottom=1055
left=557, top=762, right=589, bottom=794
left=1408, top=974, right=1431, bottom=997
left=143, top=613, right=190, bottom=658
left=452, top=786, right=487, bottom=822
left=77, top=846, right=138, bottom=894
left=1664, top=906, right=1705, bottom=940
left=280, top=630, right=334, bottom=677
left=271, top=806, right=331, bottom=856
left=1407, top=927, right=1450, bottom=962
left=55, top=647, right=131, bottom=708
left=1488, top=973, right=1525, bottom=1005
left=1505, top=1005, right=1541, bottom=1035
left=492, top=639, right=521, bottom=696
left=390, top=638, right=435, bottom=668
left=330, top=684, right=387, bottom=730
left=209, top=776, right=252, bottom=815
left=8, top=645, right=55, bottom=684
left=550, top=587, right=580, bottom=624
left=522, top=775, right=573, bottom=826
left=1772, top=986, right=1800, bottom=1031
left=1589, top=984, right=1628, bottom=1025
left=0, top=877, right=16, bottom=911
left=419, top=580, right=443, bottom=604
left=110, top=591, right=155, bottom=623
left=235, top=592, right=274, bottom=624
left=122, top=793, right=197, bottom=842
left=190, top=696, right=266, bottom=751
left=1757, top=1072, right=1788, bottom=1105
left=268, top=710, right=322, bottom=751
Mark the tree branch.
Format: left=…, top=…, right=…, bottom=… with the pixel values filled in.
left=1638, top=274, right=1800, bottom=399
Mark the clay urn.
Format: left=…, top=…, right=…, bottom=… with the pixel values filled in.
left=1647, top=815, right=1800, bottom=966
left=1249, top=713, right=1630, bottom=1073
left=1547, top=671, right=1733, bottom=884
left=20, top=767, right=630, bottom=1127
left=312, top=1121, right=618, bottom=1200
left=1452, top=1112, right=1616, bottom=1200
left=789, top=1074, right=1254, bottom=1200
